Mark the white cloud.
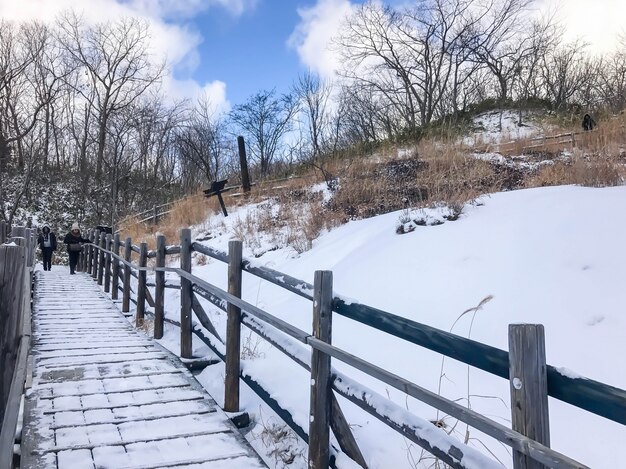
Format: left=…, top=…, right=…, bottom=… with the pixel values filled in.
left=163, top=76, right=230, bottom=114
left=541, top=0, right=626, bottom=53
left=287, top=0, right=355, bottom=79
left=0, top=0, right=252, bottom=104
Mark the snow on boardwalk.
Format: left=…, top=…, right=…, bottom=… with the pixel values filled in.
left=22, top=267, right=266, bottom=469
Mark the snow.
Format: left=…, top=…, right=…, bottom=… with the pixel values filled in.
left=463, top=109, right=545, bottom=145
left=155, top=184, right=626, bottom=469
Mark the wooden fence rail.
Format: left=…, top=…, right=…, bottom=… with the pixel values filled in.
left=0, top=228, right=36, bottom=468
left=83, top=229, right=626, bottom=469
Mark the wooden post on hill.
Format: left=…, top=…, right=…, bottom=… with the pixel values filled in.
left=180, top=228, right=193, bottom=358
left=0, top=220, right=6, bottom=243
left=104, top=234, right=112, bottom=293
left=309, top=270, right=333, bottom=469
left=509, top=324, right=550, bottom=469
left=224, top=240, right=243, bottom=412
left=237, top=136, right=251, bottom=193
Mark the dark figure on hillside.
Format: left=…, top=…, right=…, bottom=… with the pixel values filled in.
left=38, top=225, right=57, bottom=271
left=64, top=222, right=90, bottom=275
left=582, top=113, right=596, bottom=131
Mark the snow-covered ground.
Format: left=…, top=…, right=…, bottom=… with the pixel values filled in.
left=463, top=109, right=545, bottom=146
left=151, top=184, right=626, bottom=468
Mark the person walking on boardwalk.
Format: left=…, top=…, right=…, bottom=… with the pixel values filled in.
left=64, top=222, right=90, bottom=275
left=37, top=225, right=57, bottom=271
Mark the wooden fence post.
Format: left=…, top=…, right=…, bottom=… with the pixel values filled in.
left=97, top=232, right=105, bottom=285
left=111, top=234, right=120, bottom=300
left=309, top=270, right=333, bottom=469
left=509, top=324, right=550, bottom=469
left=237, top=136, right=251, bottom=193
left=0, top=243, right=26, bottom=421
left=180, top=228, right=193, bottom=358
left=24, top=229, right=33, bottom=267
left=86, top=230, right=92, bottom=274
left=136, top=242, right=148, bottom=327
left=122, top=237, right=132, bottom=313
left=92, top=230, right=100, bottom=279
left=154, top=234, right=165, bottom=339
left=104, top=234, right=112, bottom=293
left=0, top=220, right=5, bottom=244
left=10, top=226, right=25, bottom=238
left=224, top=240, right=243, bottom=412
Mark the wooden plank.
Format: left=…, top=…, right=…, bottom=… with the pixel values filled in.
left=309, top=270, right=333, bottom=469
left=330, top=394, right=368, bottom=468
left=136, top=242, right=148, bottom=327
left=154, top=234, right=165, bottom=339
left=122, top=237, right=132, bottom=313
left=224, top=240, right=242, bottom=412
left=180, top=229, right=193, bottom=358
left=509, top=324, right=550, bottom=469
left=192, top=296, right=223, bottom=343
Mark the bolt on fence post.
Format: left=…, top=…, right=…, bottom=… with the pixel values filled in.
left=308, top=270, right=333, bottom=469
left=154, top=235, right=166, bottom=339
left=180, top=228, right=193, bottom=359
left=122, top=237, right=132, bottom=313
left=224, top=239, right=243, bottom=412
left=104, top=234, right=112, bottom=293
left=136, top=242, right=147, bottom=328
left=97, top=232, right=105, bottom=285
left=111, top=234, right=120, bottom=300
left=509, top=324, right=550, bottom=469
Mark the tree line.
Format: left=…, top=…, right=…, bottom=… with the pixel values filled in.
left=1, top=1, right=625, bottom=226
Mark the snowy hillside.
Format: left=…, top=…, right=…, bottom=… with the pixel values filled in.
left=155, top=185, right=626, bottom=468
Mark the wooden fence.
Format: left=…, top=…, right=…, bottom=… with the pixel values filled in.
left=0, top=224, right=36, bottom=468
left=477, top=129, right=601, bottom=156
left=78, top=227, right=626, bottom=469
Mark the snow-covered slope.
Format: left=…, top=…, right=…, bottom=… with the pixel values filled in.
left=160, top=185, right=626, bottom=468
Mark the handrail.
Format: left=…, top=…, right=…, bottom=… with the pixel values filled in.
left=0, top=230, right=35, bottom=468
left=94, top=241, right=626, bottom=426
left=88, top=238, right=612, bottom=468
left=191, top=241, right=626, bottom=426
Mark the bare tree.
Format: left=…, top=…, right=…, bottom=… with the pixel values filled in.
left=57, top=13, right=164, bottom=179
left=229, top=89, right=298, bottom=176
left=176, top=95, right=230, bottom=185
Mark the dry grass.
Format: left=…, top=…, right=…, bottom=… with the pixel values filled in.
left=526, top=153, right=625, bottom=188
left=328, top=140, right=505, bottom=220
left=118, top=109, right=626, bottom=250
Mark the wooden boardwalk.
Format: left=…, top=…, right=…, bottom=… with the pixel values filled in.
left=21, top=267, right=266, bottom=469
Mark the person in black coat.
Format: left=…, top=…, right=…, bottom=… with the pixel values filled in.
left=37, top=225, right=57, bottom=271
left=582, top=113, right=596, bottom=131
left=63, top=222, right=90, bottom=274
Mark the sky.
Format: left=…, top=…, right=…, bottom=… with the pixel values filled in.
left=1, top=0, right=625, bottom=113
